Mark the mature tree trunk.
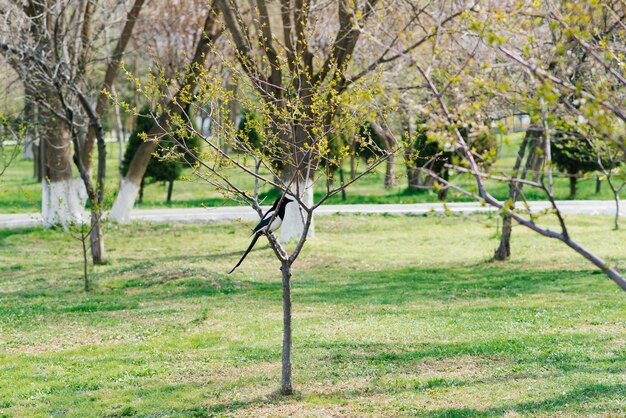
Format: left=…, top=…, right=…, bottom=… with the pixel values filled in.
left=280, top=261, right=293, bottom=395
left=495, top=126, right=542, bottom=261
left=385, top=153, right=395, bottom=188
left=281, top=177, right=315, bottom=243
left=41, top=110, right=82, bottom=227
left=279, top=120, right=317, bottom=243
left=110, top=9, right=220, bottom=222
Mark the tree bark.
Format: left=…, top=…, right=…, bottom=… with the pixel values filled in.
left=615, top=196, right=620, bottom=230
left=280, top=261, right=293, bottom=395
left=385, top=152, right=395, bottom=188
left=41, top=109, right=82, bottom=227
left=494, top=217, right=512, bottom=260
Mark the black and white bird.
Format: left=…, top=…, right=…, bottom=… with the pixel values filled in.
left=228, top=196, right=293, bottom=274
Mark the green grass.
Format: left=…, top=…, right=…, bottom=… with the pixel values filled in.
left=0, top=133, right=619, bottom=213
left=1, top=214, right=625, bottom=416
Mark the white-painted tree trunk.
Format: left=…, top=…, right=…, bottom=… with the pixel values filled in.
left=109, top=178, right=139, bottom=223
left=280, top=179, right=315, bottom=244
left=41, top=179, right=85, bottom=227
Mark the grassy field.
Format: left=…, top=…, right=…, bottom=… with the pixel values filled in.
left=0, top=132, right=619, bottom=213
left=1, top=214, right=625, bottom=416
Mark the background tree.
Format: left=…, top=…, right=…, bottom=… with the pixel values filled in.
left=213, top=0, right=469, bottom=242
left=109, top=4, right=223, bottom=222
left=121, top=106, right=202, bottom=203
left=552, top=123, right=617, bottom=199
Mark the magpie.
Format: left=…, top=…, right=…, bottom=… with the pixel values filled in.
left=228, top=196, right=293, bottom=274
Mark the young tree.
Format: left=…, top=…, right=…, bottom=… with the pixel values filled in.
left=145, top=75, right=393, bottom=396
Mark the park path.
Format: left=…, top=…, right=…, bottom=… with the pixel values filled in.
left=0, top=200, right=623, bottom=229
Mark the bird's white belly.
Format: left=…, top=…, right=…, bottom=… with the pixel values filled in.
left=267, top=217, right=282, bottom=233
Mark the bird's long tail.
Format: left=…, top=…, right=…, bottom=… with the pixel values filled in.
left=228, top=233, right=261, bottom=274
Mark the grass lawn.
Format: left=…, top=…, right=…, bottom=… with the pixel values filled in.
left=0, top=132, right=619, bottom=213
left=1, top=214, right=625, bottom=416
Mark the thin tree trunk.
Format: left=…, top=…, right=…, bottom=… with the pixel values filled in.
left=495, top=216, right=512, bottom=260
left=494, top=126, right=541, bottom=260
left=138, top=177, right=145, bottom=204
left=166, top=180, right=174, bottom=203
left=402, top=115, right=420, bottom=191
left=33, top=100, right=43, bottom=181
left=22, top=89, right=35, bottom=160
left=280, top=261, right=293, bottom=395
left=437, top=168, right=449, bottom=201
left=89, top=208, right=104, bottom=264
left=369, top=121, right=396, bottom=188
left=596, top=176, right=602, bottom=194
left=540, top=98, right=553, bottom=194
left=350, top=141, right=356, bottom=180
left=339, top=168, right=347, bottom=201
left=606, top=177, right=622, bottom=230
left=569, top=172, right=577, bottom=199
left=82, top=231, right=89, bottom=291
left=615, top=193, right=619, bottom=230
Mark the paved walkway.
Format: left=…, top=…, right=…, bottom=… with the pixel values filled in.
left=0, top=200, right=623, bottom=229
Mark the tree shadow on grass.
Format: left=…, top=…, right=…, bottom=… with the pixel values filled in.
left=423, top=383, right=626, bottom=417
left=296, top=265, right=596, bottom=305
left=0, top=226, right=42, bottom=243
